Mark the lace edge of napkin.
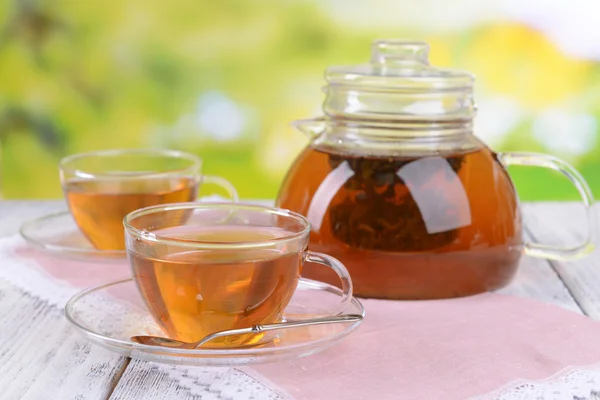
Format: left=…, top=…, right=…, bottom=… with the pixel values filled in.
left=470, top=361, right=600, bottom=400
left=150, top=363, right=294, bottom=400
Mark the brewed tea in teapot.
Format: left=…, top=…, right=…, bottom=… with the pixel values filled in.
left=277, top=40, right=596, bottom=300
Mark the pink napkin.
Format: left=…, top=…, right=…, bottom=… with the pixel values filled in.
left=4, top=235, right=600, bottom=398
left=20, top=251, right=129, bottom=287
left=250, top=294, right=600, bottom=400
left=5, top=236, right=130, bottom=291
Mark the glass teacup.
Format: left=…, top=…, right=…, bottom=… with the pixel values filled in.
left=60, top=149, right=238, bottom=251
left=123, top=202, right=353, bottom=347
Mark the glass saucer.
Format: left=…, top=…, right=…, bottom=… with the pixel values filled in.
left=65, top=278, right=365, bottom=366
left=20, top=210, right=126, bottom=262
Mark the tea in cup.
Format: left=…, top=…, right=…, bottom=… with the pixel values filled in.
left=60, top=149, right=238, bottom=251
left=123, top=202, right=353, bottom=346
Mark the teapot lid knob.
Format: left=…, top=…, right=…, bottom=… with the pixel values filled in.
left=370, top=40, right=430, bottom=74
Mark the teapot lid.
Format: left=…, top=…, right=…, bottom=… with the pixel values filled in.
left=322, top=40, right=476, bottom=122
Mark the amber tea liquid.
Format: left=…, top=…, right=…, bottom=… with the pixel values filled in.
left=65, top=177, right=197, bottom=250
left=129, top=226, right=302, bottom=345
left=277, top=145, right=523, bottom=299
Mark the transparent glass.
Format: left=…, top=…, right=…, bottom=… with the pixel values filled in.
left=59, top=149, right=238, bottom=251
left=123, top=202, right=353, bottom=346
left=64, top=278, right=364, bottom=366
left=19, top=210, right=127, bottom=261
left=276, top=39, right=597, bottom=300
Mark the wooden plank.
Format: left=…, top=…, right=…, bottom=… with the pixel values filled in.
left=522, top=202, right=600, bottom=318
left=0, top=200, right=127, bottom=399
left=0, top=280, right=127, bottom=399
left=109, top=361, right=201, bottom=400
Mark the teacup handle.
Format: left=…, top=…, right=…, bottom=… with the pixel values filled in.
left=497, top=152, right=597, bottom=260
left=304, top=251, right=354, bottom=315
left=200, top=175, right=239, bottom=202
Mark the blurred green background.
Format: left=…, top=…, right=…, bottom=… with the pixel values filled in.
left=1, top=0, right=599, bottom=200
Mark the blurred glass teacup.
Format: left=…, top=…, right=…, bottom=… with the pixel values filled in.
left=60, top=149, right=238, bottom=250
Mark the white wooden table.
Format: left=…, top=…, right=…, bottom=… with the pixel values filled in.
left=0, top=200, right=598, bottom=399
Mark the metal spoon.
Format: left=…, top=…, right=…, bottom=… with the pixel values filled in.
left=131, top=314, right=363, bottom=349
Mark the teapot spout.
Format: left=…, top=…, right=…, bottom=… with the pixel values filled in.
left=291, top=117, right=327, bottom=139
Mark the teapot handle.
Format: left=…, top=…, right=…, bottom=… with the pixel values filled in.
left=497, top=152, right=596, bottom=260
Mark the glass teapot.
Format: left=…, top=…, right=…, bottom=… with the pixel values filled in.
left=276, top=39, right=597, bottom=300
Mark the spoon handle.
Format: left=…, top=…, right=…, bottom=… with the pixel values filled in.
left=194, top=314, right=364, bottom=348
